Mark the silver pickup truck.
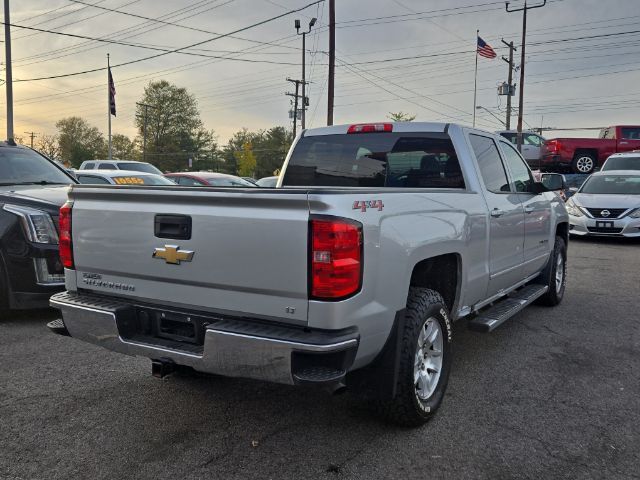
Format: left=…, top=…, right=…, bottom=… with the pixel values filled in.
left=51, top=122, right=569, bottom=426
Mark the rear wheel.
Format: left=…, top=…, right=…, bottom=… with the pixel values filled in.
left=536, top=236, right=567, bottom=306
left=372, top=288, right=453, bottom=427
left=571, top=153, right=596, bottom=173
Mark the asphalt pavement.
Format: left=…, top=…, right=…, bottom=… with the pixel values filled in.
left=1, top=237, right=639, bottom=480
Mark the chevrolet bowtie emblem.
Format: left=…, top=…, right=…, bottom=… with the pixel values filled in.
left=152, top=245, right=194, bottom=265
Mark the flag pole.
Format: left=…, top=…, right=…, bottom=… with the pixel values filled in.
left=107, top=53, right=112, bottom=160
left=473, top=29, right=479, bottom=128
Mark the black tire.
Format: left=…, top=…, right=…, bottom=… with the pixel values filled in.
left=373, top=288, right=453, bottom=427
left=571, top=153, right=596, bottom=174
left=536, top=236, right=567, bottom=306
left=0, top=258, right=9, bottom=319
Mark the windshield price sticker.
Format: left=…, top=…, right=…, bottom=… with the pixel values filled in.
left=353, top=200, right=384, bottom=212
left=113, top=177, right=145, bottom=185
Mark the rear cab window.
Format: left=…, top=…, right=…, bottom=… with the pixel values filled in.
left=282, top=132, right=465, bottom=188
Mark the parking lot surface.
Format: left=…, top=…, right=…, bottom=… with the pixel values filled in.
left=1, top=237, right=639, bottom=480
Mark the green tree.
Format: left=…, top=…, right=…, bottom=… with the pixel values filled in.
left=222, top=128, right=253, bottom=175
left=134, top=80, right=214, bottom=172
left=387, top=111, right=416, bottom=122
left=56, top=117, right=107, bottom=167
left=110, top=133, right=137, bottom=160
left=235, top=142, right=257, bottom=177
left=222, top=126, right=292, bottom=178
left=253, top=126, right=293, bottom=178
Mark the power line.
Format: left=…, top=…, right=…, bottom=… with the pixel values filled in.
left=6, top=22, right=300, bottom=65
left=12, top=0, right=324, bottom=82
left=13, top=0, right=232, bottom=65
left=66, top=0, right=300, bottom=52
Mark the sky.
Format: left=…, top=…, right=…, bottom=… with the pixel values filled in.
left=3, top=0, right=640, bottom=145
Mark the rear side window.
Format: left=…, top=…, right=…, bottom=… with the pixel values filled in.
left=282, top=133, right=464, bottom=188
left=98, top=163, right=115, bottom=169
left=83, top=162, right=95, bottom=169
left=469, top=134, right=510, bottom=193
left=620, top=127, right=640, bottom=140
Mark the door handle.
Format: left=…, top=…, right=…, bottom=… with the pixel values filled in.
left=524, top=206, right=535, bottom=214
left=490, top=208, right=505, bottom=217
left=619, top=141, right=628, bottom=145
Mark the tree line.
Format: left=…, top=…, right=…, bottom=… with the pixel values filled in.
left=30, top=80, right=293, bottom=178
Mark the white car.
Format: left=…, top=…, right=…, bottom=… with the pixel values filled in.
left=498, top=130, right=546, bottom=167
left=566, top=170, right=640, bottom=237
left=79, top=159, right=163, bottom=175
left=601, top=152, right=640, bottom=172
left=75, top=170, right=176, bottom=186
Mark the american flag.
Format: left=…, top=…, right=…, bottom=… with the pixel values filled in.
left=108, top=67, right=116, bottom=116
left=477, top=36, right=497, bottom=59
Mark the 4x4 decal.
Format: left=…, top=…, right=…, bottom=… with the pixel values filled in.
left=353, top=200, right=384, bottom=212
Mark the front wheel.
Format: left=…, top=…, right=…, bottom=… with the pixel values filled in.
left=373, top=288, right=453, bottom=427
left=536, top=235, right=567, bottom=306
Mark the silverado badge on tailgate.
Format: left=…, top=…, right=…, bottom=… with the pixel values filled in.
left=153, top=245, right=194, bottom=265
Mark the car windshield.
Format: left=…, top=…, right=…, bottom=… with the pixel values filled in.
left=602, top=156, right=640, bottom=171
left=117, top=162, right=163, bottom=175
left=580, top=175, right=640, bottom=194
left=564, top=173, right=590, bottom=189
left=112, top=175, right=175, bottom=185
left=0, top=147, right=74, bottom=185
left=206, top=176, right=257, bottom=187
left=257, top=177, right=278, bottom=187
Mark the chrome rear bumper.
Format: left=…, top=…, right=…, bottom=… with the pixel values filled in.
left=51, top=291, right=359, bottom=385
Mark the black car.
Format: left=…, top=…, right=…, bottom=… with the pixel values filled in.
left=0, top=142, right=76, bottom=312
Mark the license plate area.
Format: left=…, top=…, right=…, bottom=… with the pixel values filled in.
left=117, top=306, right=219, bottom=353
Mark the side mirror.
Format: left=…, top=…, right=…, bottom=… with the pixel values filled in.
left=541, top=173, right=565, bottom=191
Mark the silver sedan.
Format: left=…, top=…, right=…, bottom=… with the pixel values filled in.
left=566, top=170, right=640, bottom=237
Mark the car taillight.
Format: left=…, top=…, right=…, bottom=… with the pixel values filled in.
left=546, top=140, right=561, bottom=153
left=59, top=201, right=74, bottom=269
left=347, top=123, right=393, bottom=134
left=310, top=216, right=363, bottom=300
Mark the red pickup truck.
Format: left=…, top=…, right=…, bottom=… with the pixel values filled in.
left=541, top=125, right=640, bottom=173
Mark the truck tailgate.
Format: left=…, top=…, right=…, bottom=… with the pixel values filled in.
left=68, top=186, right=310, bottom=323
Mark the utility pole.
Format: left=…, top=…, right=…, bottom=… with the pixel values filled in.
left=506, top=0, right=546, bottom=153
left=295, top=17, right=316, bottom=130
left=4, top=0, right=14, bottom=145
left=501, top=39, right=517, bottom=130
left=136, top=102, right=154, bottom=163
left=286, top=78, right=302, bottom=137
left=327, top=0, right=335, bottom=126
left=24, top=131, right=37, bottom=148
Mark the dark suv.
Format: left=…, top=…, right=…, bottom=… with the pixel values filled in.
left=0, top=143, right=76, bottom=312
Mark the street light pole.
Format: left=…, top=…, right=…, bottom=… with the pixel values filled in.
left=3, top=0, right=14, bottom=145
left=506, top=0, right=546, bottom=153
left=295, top=17, right=316, bottom=130
left=476, top=106, right=507, bottom=128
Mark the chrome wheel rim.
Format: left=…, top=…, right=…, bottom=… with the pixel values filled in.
left=414, top=317, right=443, bottom=401
left=575, top=156, right=594, bottom=173
left=555, top=253, right=565, bottom=292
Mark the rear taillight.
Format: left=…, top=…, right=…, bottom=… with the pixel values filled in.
left=310, top=216, right=363, bottom=300
left=546, top=140, right=561, bottom=153
left=59, top=201, right=74, bottom=269
left=347, top=123, right=392, bottom=134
